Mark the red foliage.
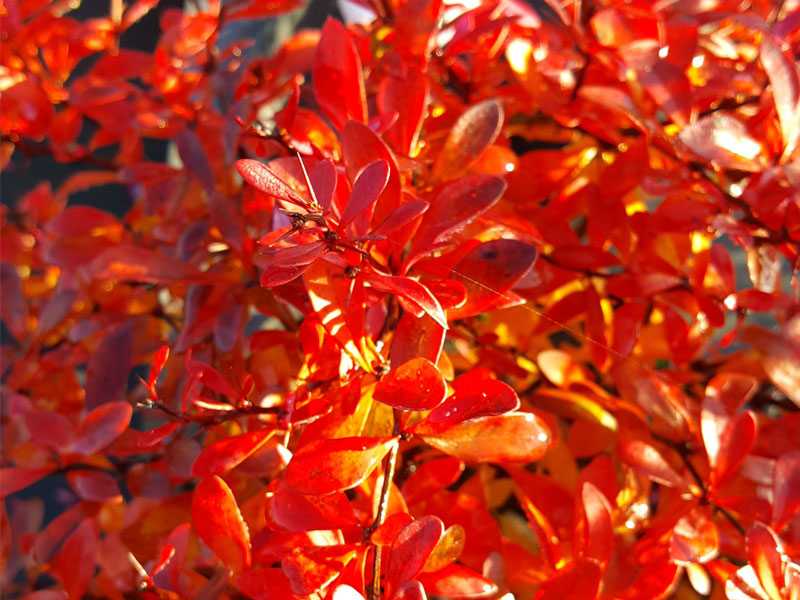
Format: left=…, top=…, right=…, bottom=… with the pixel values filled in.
left=2, top=0, right=800, bottom=598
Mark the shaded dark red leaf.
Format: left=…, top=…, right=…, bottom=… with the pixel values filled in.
left=447, top=239, right=538, bottom=320
left=0, top=467, right=54, bottom=498
left=407, top=175, right=506, bottom=267
left=339, top=160, right=390, bottom=234
left=72, top=401, right=132, bottom=456
left=385, top=516, right=444, bottom=597
left=52, top=519, right=96, bottom=600
left=84, top=321, right=134, bottom=410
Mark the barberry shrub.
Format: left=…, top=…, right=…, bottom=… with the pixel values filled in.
left=2, top=0, right=799, bottom=598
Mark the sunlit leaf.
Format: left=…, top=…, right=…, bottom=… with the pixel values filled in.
left=191, top=428, right=276, bottom=477
left=414, top=413, right=551, bottom=463
left=374, top=357, right=446, bottom=411
left=285, top=437, right=396, bottom=495
left=191, top=475, right=251, bottom=573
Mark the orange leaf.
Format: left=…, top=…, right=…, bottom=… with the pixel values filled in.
left=433, top=99, right=504, bottom=180
left=285, top=437, right=396, bottom=495
left=414, top=413, right=551, bottom=463
left=191, top=476, right=252, bottom=573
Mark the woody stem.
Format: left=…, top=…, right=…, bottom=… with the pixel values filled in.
left=368, top=413, right=400, bottom=600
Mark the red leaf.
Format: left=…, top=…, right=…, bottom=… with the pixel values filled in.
left=150, top=543, right=175, bottom=579
left=434, top=100, right=504, bottom=179
left=712, top=411, right=757, bottom=489
left=191, top=475, right=252, bottom=573
left=339, top=160, right=390, bottom=233
left=407, top=175, right=506, bottom=267
left=636, top=60, right=692, bottom=127
left=447, top=239, right=538, bottom=320
left=137, top=422, right=179, bottom=448
left=746, top=523, right=784, bottom=600
left=617, top=440, right=692, bottom=491
left=401, top=457, right=465, bottom=506
left=192, top=428, right=276, bottom=477
left=414, top=413, right=551, bottom=463
left=0, top=263, right=26, bottom=340
left=313, top=18, right=367, bottom=129
left=236, top=159, right=309, bottom=209
left=236, top=567, right=303, bottom=600
left=363, top=272, right=447, bottom=329
left=385, top=516, right=444, bottom=596
left=267, top=480, right=360, bottom=532
left=579, top=482, right=613, bottom=566
left=426, top=379, right=519, bottom=426
left=186, top=355, right=240, bottom=399
left=52, top=519, right=96, bottom=600
left=678, top=113, right=765, bottom=172
left=370, top=513, right=416, bottom=546
left=341, top=120, right=402, bottom=225
left=389, top=313, right=445, bottom=367
left=760, top=35, right=800, bottom=155
left=67, top=470, right=121, bottom=502
left=261, top=260, right=315, bottom=287
left=705, top=373, right=759, bottom=413
left=391, top=580, right=427, bottom=600
left=271, top=241, right=327, bottom=268
left=87, top=245, right=214, bottom=284
left=146, top=346, right=170, bottom=401
left=533, top=559, right=601, bottom=600
left=310, top=158, right=337, bottom=214
left=282, top=544, right=357, bottom=595
left=416, top=563, right=498, bottom=599
left=84, top=321, right=134, bottom=410
left=548, top=244, right=621, bottom=271
left=0, top=467, right=54, bottom=498
left=374, top=357, right=447, bottom=411
left=285, top=437, right=396, bottom=495
left=176, top=128, right=215, bottom=192
left=371, top=199, right=429, bottom=239
left=773, top=451, right=800, bottom=531
left=670, top=510, right=719, bottom=565
left=378, top=68, right=428, bottom=155
left=72, top=401, right=132, bottom=456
